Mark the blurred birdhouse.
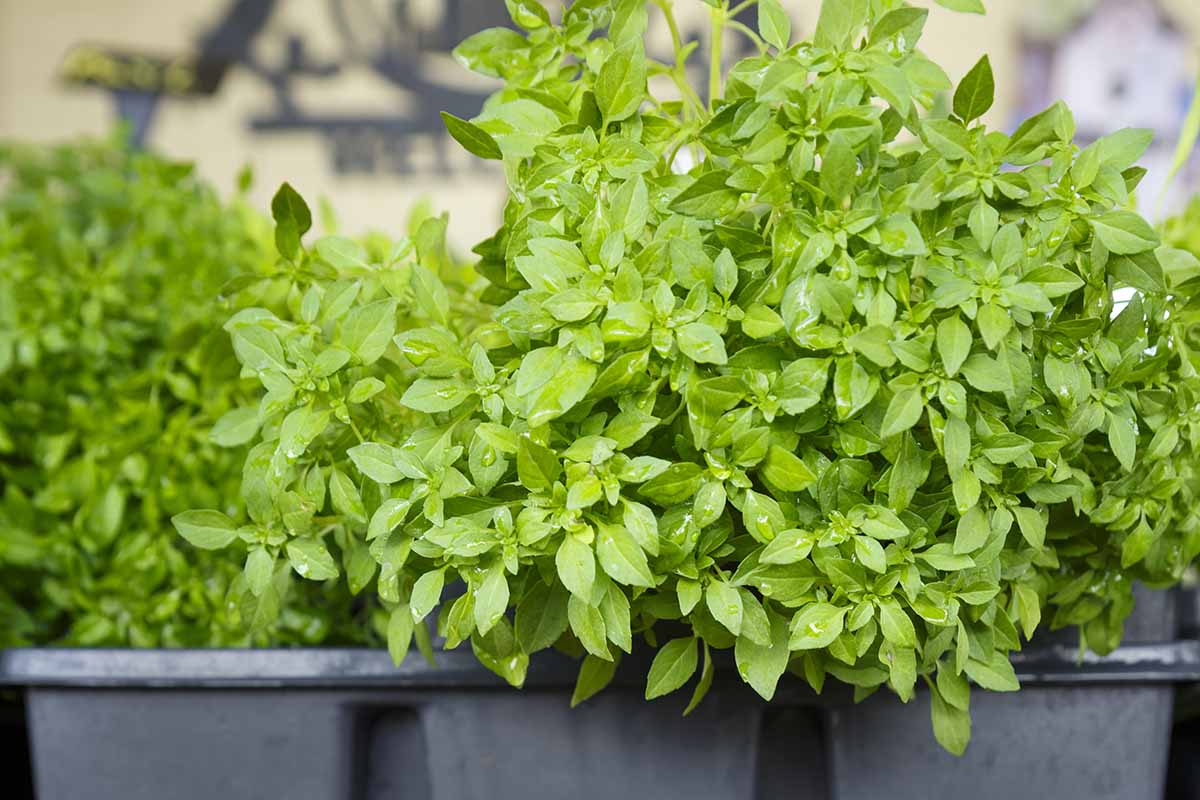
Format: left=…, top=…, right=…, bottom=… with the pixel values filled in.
left=1019, top=0, right=1200, bottom=217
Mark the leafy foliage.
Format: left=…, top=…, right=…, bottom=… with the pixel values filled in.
left=0, top=138, right=367, bottom=646
left=171, top=178, right=490, bottom=655
left=184, top=0, right=1200, bottom=753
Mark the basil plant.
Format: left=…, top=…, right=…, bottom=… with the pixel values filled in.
left=182, top=0, right=1200, bottom=753
left=0, top=139, right=365, bottom=647
left=172, top=183, right=490, bottom=658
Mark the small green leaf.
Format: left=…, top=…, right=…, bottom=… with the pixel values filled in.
left=388, top=605, right=414, bottom=666
left=684, top=644, right=715, bottom=715
left=518, top=437, right=562, bottom=492
left=623, top=500, right=660, bottom=556
left=341, top=299, right=398, bottom=365
left=286, top=538, right=339, bottom=581
left=706, top=580, right=743, bottom=636
left=316, top=236, right=370, bottom=270
left=243, top=547, right=274, bottom=597
left=859, top=508, right=910, bottom=540
left=526, top=356, right=597, bottom=427
left=669, top=171, right=739, bottom=218
left=595, top=521, right=655, bottom=588
left=936, top=0, right=985, bottom=15
left=209, top=407, right=260, bottom=447
left=1013, top=506, right=1046, bottom=549
left=231, top=327, right=287, bottom=373
left=758, top=0, right=791, bottom=51
left=557, top=533, right=596, bottom=599
left=347, top=442, right=406, bottom=484
left=937, top=316, right=972, bottom=377
left=1014, top=584, right=1042, bottom=639
left=937, top=663, right=970, bottom=710
left=677, top=581, right=703, bottom=617
left=820, top=136, right=858, bottom=204
left=953, top=506, right=991, bottom=555
left=814, top=0, right=868, bottom=50
left=761, top=529, right=815, bottom=565
left=348, top=378, right=386, bottom=404
left=515, top=581, right=569, bottom=654
left=788, top=603, right=847, bottom=650
left=881, top=387, right=924, bottom=438
left=172, top=510, right=238, bottom=550
left=1110, top=252, right=1166, bottom=293
left=762, top=446, right=817, bottom=491
left=1107, top=411, right=1137, bottom=472
left=870, top=8, right=928, bottom=46
left=1090, top=211, right=1160, bottom=255
left=953, top=55, right=994, bottom=122
left=646, top=637, right=699, bottom=699
left=568, top=594, right=610, bottom=659
left=1095, top=127, right=1154, bottom=172
left=441, top=112, right=503, bottom=160
left=854, top=535, right=887, bottom=573
left=930, top=685, right=972, bottom=756
left=411, top=570, right=445, bottom=623
left=878, top=599, right=917, bottom=648
left=474, top=562, right=510, bottom=636
left=735, top=610, right=791, bottom=701
left=330, top=468, right=367, bottom=523
left=964, top=652, right=1020, bottom=692
left=596, top=41, right=647, bottom=122
left=923, top=119, right=973, bottom=161
left=504, top=0, right=551, bottom=30
left=676, top=323, right=728, bottom=365
left=572, top=654, right=618, bottom=707
left=271, top=182, right=312, bottom=236
left=411, top=263, right=451, bottom=325
left=401, top=378, right=473, bottom=414
left=977, top=302, right=1012, bottom=351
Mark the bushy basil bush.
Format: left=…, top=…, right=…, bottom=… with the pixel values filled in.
left=171, top=183, right=487, bottom=658
left=0, top=139, right=366, bottom=646
left=182, top=0, right=1200, bottom=752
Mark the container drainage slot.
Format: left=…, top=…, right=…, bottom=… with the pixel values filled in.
left=754, top=706, right=830, bottom=800
left=0, top=694, right=32, bottom=800
left=354, top=707, right=432, bottom=800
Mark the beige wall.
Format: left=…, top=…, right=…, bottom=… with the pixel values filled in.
left=0, top=1, right=1196, bottom=244
left=0, top=0, right=508, bottom=244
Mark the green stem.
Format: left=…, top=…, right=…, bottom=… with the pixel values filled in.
left=652, top=0, right=704, bottom=120
left=347, top=414, right=366, bottom=444
left=671, top=74, right=707, bottom=118
left=729, top=0, right=757, bottom=17
left=665, top=136, right=689, bottom=174
left=727, top=19, right=767, bottom=54
left=709, top=3, right=725, bottom=108
left=654, top=0, right=684, bottom=67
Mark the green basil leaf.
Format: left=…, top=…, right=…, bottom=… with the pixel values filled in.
left=596, top=41, right=647, bottom=122
left=286, top=538, right=340, bottom=581
left=936, top=0, right=985, bottom=15
left=1090, top=211, right=1160, bottom=255
left=441, top=112, right=503, bottom=160
left=172, top=510, right=239, bottom=550
left=645, top=636, right=699, bottom=699
left=953, top=55, right=993, bottom=121
left=758, top=0, right=791, bottom=51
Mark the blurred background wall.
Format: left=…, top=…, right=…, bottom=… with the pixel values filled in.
left=1, top=0, right=1198, bottom=246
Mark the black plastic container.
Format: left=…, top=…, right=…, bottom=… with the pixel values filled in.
left=3, top=588, right=1197, bottom=800
left=1168, top=588, right=1200, bottom=800
left=0, top=690, right=32, bottom=800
